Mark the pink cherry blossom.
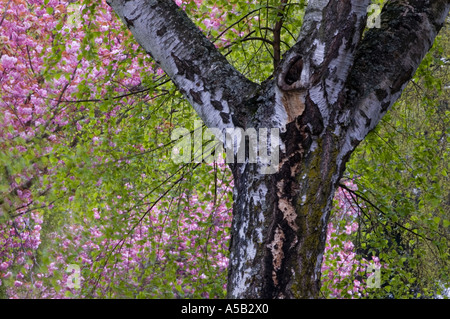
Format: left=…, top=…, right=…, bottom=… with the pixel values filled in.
left=0, top=55, right=18, bottom=69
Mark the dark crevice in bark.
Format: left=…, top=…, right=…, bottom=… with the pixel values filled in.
left=284, top=57, right=303, bottom=86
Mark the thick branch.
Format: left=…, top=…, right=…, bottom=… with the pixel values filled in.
left=274, top=0, right=370, bottom=125
left=343, top=0, right=450, bottom=152
left=323, top=3, right=450, bottom=252
left=107, top=0, right=259, bottom=132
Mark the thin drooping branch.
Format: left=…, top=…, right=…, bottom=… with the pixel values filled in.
left=338, top=183, right=435, bottom=241
left=0, top=0, right=12, bottom=28
left=106, top=0, right=259, bottom=133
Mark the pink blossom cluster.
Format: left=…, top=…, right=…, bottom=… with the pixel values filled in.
left=174, top=0, right=221, bottom=28
left=0, top=0, right=155, bottom=149
left=0, top=0, right=157, bottom=208
left=173, top=0, right=254, bottom=47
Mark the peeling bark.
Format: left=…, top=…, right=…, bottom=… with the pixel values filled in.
left=108, top=0, right=450, bottom=299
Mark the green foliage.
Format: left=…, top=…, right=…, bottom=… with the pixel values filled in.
left=186, top=0, right=307, bottom=83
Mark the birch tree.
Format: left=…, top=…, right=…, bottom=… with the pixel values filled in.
left=106, top=0, right=449, bottom=298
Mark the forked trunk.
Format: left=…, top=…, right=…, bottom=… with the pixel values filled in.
left=227, top=81, right=348, bottom=298
left=107, top=0, right=449, bottom=299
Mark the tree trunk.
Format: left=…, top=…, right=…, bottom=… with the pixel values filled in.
left=107, top=0, right=450, bottom=299
left=228, top=114, right=341, bottom=299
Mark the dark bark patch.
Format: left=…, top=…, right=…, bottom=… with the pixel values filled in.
left=391, top=67, right=413, bottom=94
left=124, top=16, right=137, bottom=28
left=278, top=156, right=293, bottom=181
left=381, top=101, right=391, bottom=112
left=156, top=26, right=167, bottom=37
left=230, top=113, right=244, bottom=128
left=298, top=94, right=324, bottom=136
left=171, top=53, right=198, bottom=81
left=189, top=89, right=203, bottom=105
left=172, top=53, right=187, bottom=77
left=358, top=109, right=372, bottom=128
left=262, top=250, right=276, bottom=297
left=283, top=121, right=303, bottom=156
left=285, top=57, right=303, bottom=85
left=220, top=112, right=230, bottom=124
left=375, top=88, right=388, bottom=101
left=211, top=100, right=223, bottom=111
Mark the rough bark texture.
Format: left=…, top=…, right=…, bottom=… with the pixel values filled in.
left=108, top=0, right=450, bottom=299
